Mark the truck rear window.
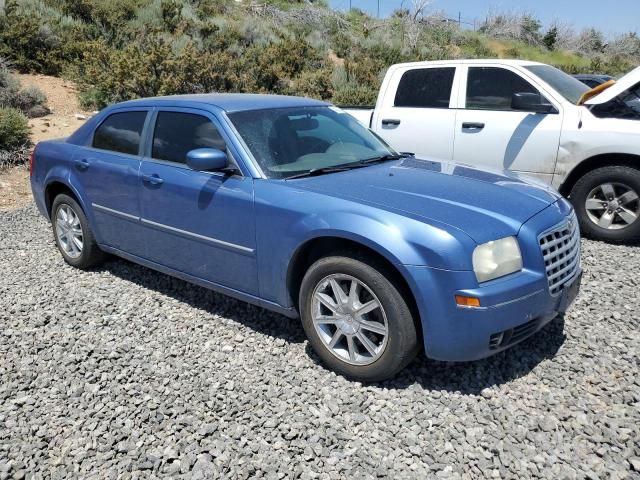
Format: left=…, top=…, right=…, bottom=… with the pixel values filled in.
left=394, top=68, right=455, bottom=109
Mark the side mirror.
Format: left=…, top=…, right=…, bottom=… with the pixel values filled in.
left=512, top=92, right=558, bottom=114
left=186, top=148, right=228, bottom=172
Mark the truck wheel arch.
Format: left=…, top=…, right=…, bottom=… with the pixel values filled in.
left=559, top=153, right=640, bottom=197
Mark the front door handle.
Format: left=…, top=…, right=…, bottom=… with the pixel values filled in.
left=381, top=118, right=401, bottom=126
left=462, top=122, right=485, bottom=130
left=142, top=174, right=164, bottom=186
left=74, top=158, right=89, bottom=170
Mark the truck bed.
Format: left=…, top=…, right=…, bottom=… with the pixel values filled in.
left=339, top=106, right=373, bottom=127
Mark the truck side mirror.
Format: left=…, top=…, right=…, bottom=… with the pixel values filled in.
left=512, top=92, right=558, bottom=114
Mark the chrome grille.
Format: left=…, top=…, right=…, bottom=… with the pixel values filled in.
left=539, top=213, right=581, bottom=296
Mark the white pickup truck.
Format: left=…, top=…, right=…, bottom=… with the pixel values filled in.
left=343, top=60, right=640, bottom=243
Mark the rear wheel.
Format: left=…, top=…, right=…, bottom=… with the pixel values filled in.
left=299, top=255, right=419, bottom=382
left=570, top=166, right=640, bottom=243
left=52, top=194, right=106, bottom=269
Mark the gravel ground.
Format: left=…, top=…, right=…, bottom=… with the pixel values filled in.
left=1, top=204, right=639, bottom=479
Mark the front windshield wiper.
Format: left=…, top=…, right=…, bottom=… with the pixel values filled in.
left=284, top=153, right=413, bottom=180
left=285, top=164, right=368, bottom=180
left=358, top=152, right=412, bottom=164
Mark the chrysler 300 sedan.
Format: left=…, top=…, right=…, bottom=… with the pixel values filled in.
left=30, top=94, right=582, bottom=381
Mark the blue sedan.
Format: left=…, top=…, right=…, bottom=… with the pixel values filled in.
left=30, top=94, right=582, bottom=381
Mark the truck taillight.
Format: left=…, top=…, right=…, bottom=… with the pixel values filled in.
left=29, top=150, right=35, bottom=177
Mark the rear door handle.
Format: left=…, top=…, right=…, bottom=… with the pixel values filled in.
left=462, top=122, right=485, bottom=130
left=142, top=174, right=164, bottom=186
left=74, top=158, right=89, bottom=170
left=381, top=118, right=401, bottom=126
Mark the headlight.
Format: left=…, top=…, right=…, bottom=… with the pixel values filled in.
left=472, top=236, right=523, bottom=283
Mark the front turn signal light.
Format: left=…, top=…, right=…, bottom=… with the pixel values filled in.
left=455, top=295, right=481, bottom=308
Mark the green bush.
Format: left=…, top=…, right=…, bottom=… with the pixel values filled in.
left=0, top=0, right=89, bottom=75
left=0, top=64, right=49, bottom=117
left=0, top=107, right=30, bottom=151
left=331, top=82, right=378, bottom=106
left=288, top=67, right=334, bottom=100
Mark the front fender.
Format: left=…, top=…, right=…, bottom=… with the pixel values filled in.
left=255, top=196, right=476, bottom=307
left=287, top=211, right=474, bottom=269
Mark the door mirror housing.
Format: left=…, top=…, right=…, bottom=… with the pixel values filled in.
left=511, top=92, right=558, bottom=114
left=186, top=148, right=228, bottom=172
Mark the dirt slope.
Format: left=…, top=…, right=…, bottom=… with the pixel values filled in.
left=0, top=74, right=90, bottom=211
left=17, top=73, right=91, bottom=143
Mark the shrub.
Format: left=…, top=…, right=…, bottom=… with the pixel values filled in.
left=0, top=144, right=31, bottom=169
left=0, top=0, right=89, bottom=75
left=331, top=82, right=377, bottom=106
left=479, top=12, right=542, bottom=46
left=73, top=36, right=240, bottom=108
left=0, top=107, right=30, bottom=151
left=0, top=63, right=49, bottom=117
left=288, top=67, right=334, bottom=100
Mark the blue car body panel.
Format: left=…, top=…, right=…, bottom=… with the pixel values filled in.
left=31, top=94, right=581, bottom=362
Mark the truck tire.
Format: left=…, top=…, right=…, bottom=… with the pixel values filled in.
left=570, top=166, right=640, bottom=243
left=299, top=254, right=419, bottom=382
left=51, top=194, right=106, bottom=269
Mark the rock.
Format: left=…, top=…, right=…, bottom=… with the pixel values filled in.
left=0, top=206, right=637, bottom=479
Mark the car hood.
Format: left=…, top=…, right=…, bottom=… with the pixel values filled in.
left=585, top=66, right=640, bottom=105
left=289, top=158, right=562, bottom=244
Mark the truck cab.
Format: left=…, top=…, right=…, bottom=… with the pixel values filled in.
left=344, top=60, right=640, bottom=243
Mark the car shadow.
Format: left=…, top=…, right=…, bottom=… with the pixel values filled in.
left=98, top=256, right=566, bottom=394
left=98, top=257, right=308, bottom=345
left=371, top=315, right=566, bottom=394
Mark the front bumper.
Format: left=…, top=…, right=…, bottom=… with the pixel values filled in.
left=406, top=200, right=581, bottom=362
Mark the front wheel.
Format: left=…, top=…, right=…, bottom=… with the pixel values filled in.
left=570, top=166, right=640, bottom=243
left=299, top=255, right=419, bottom=382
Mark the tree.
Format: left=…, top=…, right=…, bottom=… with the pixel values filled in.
left=543, top=26, right=558, bottom=50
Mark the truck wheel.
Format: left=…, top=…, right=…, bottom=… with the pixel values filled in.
left=51, top=194, right=106, bottom=269
left=570, top=166, right=640, bottom=243
left=299, top=255, right=419, bottom=382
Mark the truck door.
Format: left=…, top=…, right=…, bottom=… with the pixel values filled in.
left=452, top=65, right=563, bottom=183
left=371, top=66, right=459, bottom=162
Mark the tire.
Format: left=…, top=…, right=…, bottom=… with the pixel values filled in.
left=299, top=254, right=419, bottom=382
left=51, top=194, right=106, bottom=269
left=570, top=166, right=640, bottom=243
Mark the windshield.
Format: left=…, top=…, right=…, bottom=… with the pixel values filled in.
left=621, top=84, right=640, bottom=113
left=228, top=106, right=396, bottom=179
left=590, top=84, right=640, bottom=120
left=526, top=65, right=590, bottom=104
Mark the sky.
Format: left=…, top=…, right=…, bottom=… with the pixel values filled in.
left=328, top=0, right=639, bottom=35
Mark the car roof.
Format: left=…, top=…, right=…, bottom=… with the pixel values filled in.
left=112, top=93, right=329, bottom=113
left=388, top=59, right=547, bottom=69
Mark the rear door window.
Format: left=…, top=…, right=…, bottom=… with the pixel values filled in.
left=394, top=67, right=456, bottom=108
left=152, top=112, right=226, bottom=164
left=466, top=67, right=538, bottom=110
left=92, top=111, right=147, bottom=155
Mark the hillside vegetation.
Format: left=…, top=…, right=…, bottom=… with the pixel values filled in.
left=0, top=0, right=639, bottom=110
left=0, top=57, right=48, bottom=167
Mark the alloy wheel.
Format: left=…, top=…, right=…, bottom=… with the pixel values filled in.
left=55, top=204, right=84, bottom=258
left=311, top=274, right=388, bottom=366
left=585, top=182, right=639, bottom=230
